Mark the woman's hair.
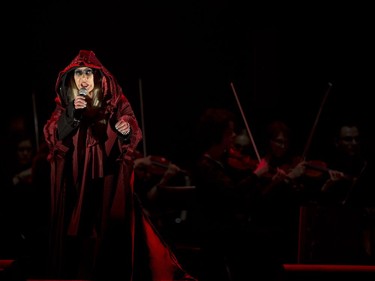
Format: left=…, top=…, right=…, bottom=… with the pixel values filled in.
left=195, top=107, right=236, bottom=151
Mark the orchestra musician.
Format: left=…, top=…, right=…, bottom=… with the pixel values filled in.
left=190, top=107, right=286, bottom=281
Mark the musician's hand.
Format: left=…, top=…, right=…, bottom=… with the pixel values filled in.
left=287, top=160, right=306, bottom=180
left=328, top=169, right=345, bottom=181
left=253, top=158, right=269, bottom=177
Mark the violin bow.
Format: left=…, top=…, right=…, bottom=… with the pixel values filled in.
left=230, top=82, right=261, bottom=163
left=32, top=91, right=40, bottom=150
left=138, top=78, right=147, bottom=157
left=297, top=82, right=332, bottom=264
left=301, top=82, right=333, bottom=160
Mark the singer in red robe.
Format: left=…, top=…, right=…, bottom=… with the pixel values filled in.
left=43, top=50, right=196, bottom=281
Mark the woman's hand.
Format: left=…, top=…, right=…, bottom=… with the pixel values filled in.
left=115, top=120, right=131, bottom=135
left=74, top=95, right=87, bottom=109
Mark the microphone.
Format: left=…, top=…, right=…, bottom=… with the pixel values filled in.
left=79, top=88, right=88, bottom=96
left=74, top=88, right=88, bottom=121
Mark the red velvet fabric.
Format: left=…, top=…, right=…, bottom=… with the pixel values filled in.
left=43, top=50, right=196, bottom=280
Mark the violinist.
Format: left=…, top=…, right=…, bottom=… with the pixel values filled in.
left=250, top=119, right=309, bottom=264
left=190, top=108, right=285, bottom=281
left=257, top=120, right=308, bottom=188
left=134, top=154, right=189, bottom=205
left=226, top=128, right=259, bottom=180
left=133, top=153, right=194, bottom=242
left=308, top=117, right=375, bottom=264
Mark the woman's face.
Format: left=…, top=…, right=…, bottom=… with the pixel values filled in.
left=74, top=67, right=95, bottom=93
left=269, top=132, right=289, bottom=158
left=17, top=139, right=33, bottom=166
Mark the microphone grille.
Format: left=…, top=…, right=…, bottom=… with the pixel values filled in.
left=79, top=88, right=88, bottom=96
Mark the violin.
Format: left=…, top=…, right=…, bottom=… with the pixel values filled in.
left=133, top=151, right=188, bottom=176
left=303, top=159, right=352, bottom=181
left=148, top=155, right=173, bottom=175
left=302, top=159, right=329, bottom=178
left=259, top=156, right=331, bottom=181
left=271, top=155, right=349, bottom=180
left=226, top=147, right=258, bottom=171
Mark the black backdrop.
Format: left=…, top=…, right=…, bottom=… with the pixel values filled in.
left=22, top=2, right=375, bottom=166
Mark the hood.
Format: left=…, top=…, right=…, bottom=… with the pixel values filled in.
left=55, top=50, right=121, bottom=107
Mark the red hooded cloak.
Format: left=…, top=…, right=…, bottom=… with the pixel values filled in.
left=43, top=50, right=196, bottom=281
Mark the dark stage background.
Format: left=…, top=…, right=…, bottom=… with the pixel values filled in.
left=22, top=2, right=374, bottom=166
